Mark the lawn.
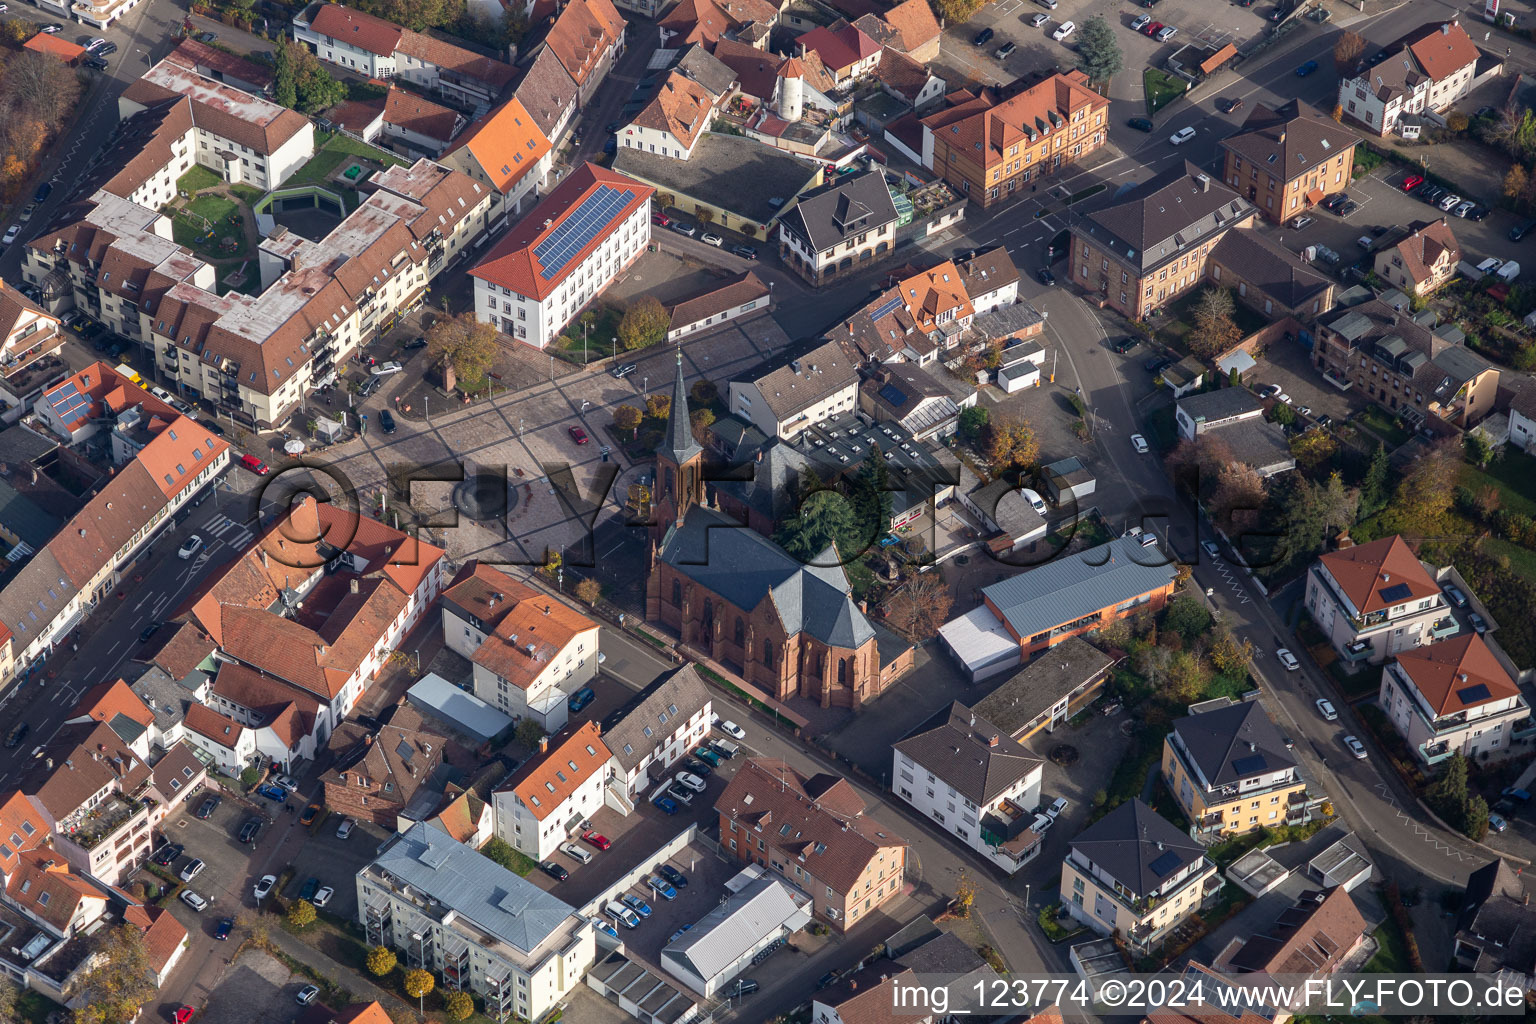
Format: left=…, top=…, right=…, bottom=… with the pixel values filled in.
left=553, top=306, right=623, bottom=364
left=1484, top=538, right=1536, bottom=587
left=176, top=164, right=223, bottom=194
left=1144, top=68, right=1188, bottom=115
left=1365, top=920, right=1410, bottom=973
left=172, top=197, right=249, bottom=261
left=230, top=182, right=267, bottom=206
left=1459, top=448, right=1536, bottom=519
left=186, top=193, right=239, bottom=224
left=286, top=131, right=409, bottom=189
left=1355, top=406, right=1411, bottom=447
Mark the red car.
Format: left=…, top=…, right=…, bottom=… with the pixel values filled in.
left=567, top=426, right=589, bottom=445
left=173, top=1008, right=196, bottom=1024
left=1143, top=20, right=1163, bottom=35
left=240, top=453, right=269, bottom=475
left=582, top=830, right=611, bottom=850
left=651, top=211, right=671, bottom=227
left=1400, top=174, right=1424, bottom=193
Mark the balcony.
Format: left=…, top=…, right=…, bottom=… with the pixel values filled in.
left=1341, top=639, right=1373, bottom=662
left=61, top=794, right=144, bottom=851
left=1429, top=617, right=1461, bottom=640
left=1419, top=740, right=1454, bottom=765
left=1321, top=368, right=1355, bottom=391
left=1514, top=719, right=1536, bottom=740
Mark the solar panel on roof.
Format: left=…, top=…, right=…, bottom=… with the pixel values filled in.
left=1231, top=755, right=1267, bottom=777
left=1149, top=850, right=1183, bottom=877
left=48, top=381, right=90, bottom=422
left=1457, top=683, right=1492, bottom=705
left=534, top=185, right=636, bottom=281
left=878, top=384, right=907, bottom=407
left=1378, top=582, right=1412, bottom=604
left=871, top=294, right=904, bottom=321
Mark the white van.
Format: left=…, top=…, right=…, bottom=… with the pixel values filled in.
left=606, top=901, right=641, bottom=929
left=1497, top=260, right=1521, bottom=282
left=1021, top=488, right=1047, bottom=515
left=560, top=841, right=593, bottom=865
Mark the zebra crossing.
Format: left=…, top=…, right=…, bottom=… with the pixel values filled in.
left=204, top=513, right=253, bottom=551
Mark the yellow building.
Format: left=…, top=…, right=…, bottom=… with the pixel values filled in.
left=1162, top=700, right=1311, bottom=838
left=1061, top=798, right=1219, bottom=953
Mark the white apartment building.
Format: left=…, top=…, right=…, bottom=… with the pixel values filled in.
left=1381, top=634, right=1532, bottom=766
left=618, top=72, right=718, bottom=161
left=601, top=665, right=712, bottom=799
left=1305, top=535, right=1455, bottom=666
left=491, top=722, right=614, bottom=860
left=116, top=61, right=315, bottom=197
left=23, top=160, right=491, bottom=431
left=728, top=339, right=860, bottom=440
left=471, top=164, right=653, bottom=351
left=1339, top=20, right=1484, bottom=137
left=359, top=822, right=596, bottom=1022
left=956, top=246, right=1019, bottom=315
left=892, top=703, right=1045, bottom=874
left=292, top=3, right=516, bottom=107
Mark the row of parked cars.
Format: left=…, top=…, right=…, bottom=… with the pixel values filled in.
left=600, top=863, right=692, bottom=933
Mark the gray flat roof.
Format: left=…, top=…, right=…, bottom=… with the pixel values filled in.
left=972, top=636, right=1114, bottom=735
left=613, top=132, right=821, bottom=227
left=980, top=535, right=1178, bottom=641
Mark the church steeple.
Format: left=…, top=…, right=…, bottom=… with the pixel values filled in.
left=653, top=347, right=704, bottom=537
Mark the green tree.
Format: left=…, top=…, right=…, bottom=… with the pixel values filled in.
left=613, top=403, right=642, bottom=438
left=958, top=404, right=989, bottom=441
left=689, top=379, right=718, bottom=405
left=404, top=968, right=435, bottom=1014
left=1427, top=751, right=1470, bottom=827
left=1290, top=426, right=1338, bottom=471
left=618, top=296, right=668, bottom=350
left=690, top=407, right=715, bottom=442
left=1359, top=443, right=1391, bottom=516
left=427, top=312, right=500, bottom=391
left=481, top=836, right=521, bottom=872
left=1466, top=794, right=1491, bottom=841
left=850, top=446, right=894, bottom=549
left=366, top=945, right=397, bottom=977
left=1074, top=16, right=1123, bottom=81
left=1272, top=401, right=1297, bottom=427
left=445, top=990, right=475, bottom=1021
left=272, top=41, right=298, bottom=108
left=287, top=899, right=316, bottom=929
left=774, top=487, right=857, bottom=564
left=1464, top=430, right=1495, bottom=469
left=70, top=925, right=156, bottom=1024
left=514, top=718, right=545, bottom=750
left=1162, top=593, right=1212, bottom=644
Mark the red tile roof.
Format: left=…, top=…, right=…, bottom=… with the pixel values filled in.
left=502, top=721, right=611, bottom=821
left=797, top=22, right=880, bottom=74
left=541, top=0, right=625, bottom=88
left=6, top=851, right=105, bottom=932
left=309, top=5, right=405, bottom=57
left=185, top=702, right=246, bottom=748
left=445, top=97, right=552, bottom=193
left=138, top=905, right=189, bottom=974
left=0, top=790, right=49, bottom=877
left=1317, top=535, right=1440, bottom=614
left=1405, top=20, right=1481, bottom=82
left=72, top=679, right=156, bottom=733
left=167, top=38, right=275, bottom=89
left=1394, top=633, right=1520, bottom=715
left=470, top=591, right=598, bottom=692
left=24, top=33, right=86, bottom=61
left=876, top=0, right=940, bottom=53
left=470, top=163, right=653, bottom=301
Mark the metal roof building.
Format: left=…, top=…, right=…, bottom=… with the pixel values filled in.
left=659, top=875, right=812, bottom=997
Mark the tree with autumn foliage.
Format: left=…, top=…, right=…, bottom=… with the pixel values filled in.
left=985, top=417, right=1040, bottom=471
left=612, top=404, right=642, bottom=438
left=1333, top=30, right=1365, bottom=75
left=885, top=574, right=955, bottom=641
left=0, top=51, right=82, bottom=203
left=70, top=925, right=156, bottom=1024
left=427, top=312, right=499, bottom=391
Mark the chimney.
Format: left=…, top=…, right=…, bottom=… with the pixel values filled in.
left=1441, top=21, right=1450, bottom=33
left=350, top=578, right=359, bottom=595
left=365, top=735, right=373, bottom=745
left=539, top=736, right=549, bottom=754
left=988, top=734, right=999, bottom=747
left=261, top=550, right=269, bottom=567
left=1276, top=130, right=1285, bottom=144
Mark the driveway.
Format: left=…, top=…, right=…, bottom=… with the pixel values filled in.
left=185, top=948, right=306, bottom=1024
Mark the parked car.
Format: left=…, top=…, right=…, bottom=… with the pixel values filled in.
left=1343, top=735, right=1368, bottom=760
left=1510, top=218, right=1536, bottom=242
left=567, top=425, right=589, bottom=445
left=1337, top=199, right=1359, bottom=216
left=1036, top=267, right=1056, bottom=285
left=1130, top=434, right=1149, bottom=454
left=1295, top=59, right=1318, bottom=76
left=717, top=719, right=746, bottom=740
left=582, top=830, right=612, bottom=851
left=1154, top=24, right=1177, bottom=40
left=177, top=535, right=204, bottom=560
left=215, top=918, right=234, bottom=940
left=647, top=876, right=678, bottom=900
left=1418, top=185, right=1446, bottom=206
left=299, top=802, right=321, bottom=825
left=1051, top=19, right=1075, bottom=39
left=196, top=796, right=219, bottom=819
left=995, top=40, right=1016, bottom=58
left=1126, top=116, right=1154, bottom=132
left=659, top=864, right=689, bottom=888
left=1169, top=126, right=1197, bottom=145
left=559, top=841, right=593, bottom=864
left=693, top=746, right=722, bottom=766
left=1315, top=698, right=1338, bottom=721
left=335, top=817, right=355, bottom=839
left=313, top=887, right=333, bottom=908
left=652, top=795, right=679, bottom=814
left=1453, top=200, right=1476, bottom=218
left=568, top=685, right=596, bottom=711
left=1290, top=215, right=1314, bottom=229
left=700, top=232, right=724, bottom=247
left=96, top=41, right=117, bottom=55
left=1202, top=539, right=1221, bottom=559
left=1400, top=174, right=1424, bottom=192
left=1143, top=20, right=1163, bottom=35
left=1277, top=648, right=1300, bottom=671
left=153, top=842, right=183, bottom=866
left=253, top=875, right=277, bottom=901
left=610, top=362, right=638, bottom=379
left=1046, top=797, right=1069, bottom=819
left=620, top=893, right=652, bottom=918
left=972, top=26, right=993, bottom=45
left=376, top=407, right=397, bottom=434
left=675, top=772, right=707, bottom=793
left=540, top=860, right=570, bottom=881
left=240, top=454, right=269, bottom=475
left=370, top=360, right=403, bottom=376
left=1322, top=192, right=1349, bottom=212
left=180, top=890, right=210, bottom=912
left=731, top=245, right=758, bottom=260
left=238, top=819, right=261, bottom=844
left=727, top=979, right=760, bottom=998
left=1110, top=336, right=1140, bottom=353
left=671, top=221, right=697, bottom=237
left=295, top=986, right=320, bottom=1007
left=1130, top=13, right=1151, bottom=28
left=1443, top=583, right=1468, bottom=607
left=1489, top=811, right=1509, bottom=833
left=1356, top=235, right=1375, bottom=251
left=1030, top=813, right=1053, bottom=834
left=34, top=182, right=52, bottom=202
left=256, top=783, right=286, bottom=801
left=1028, top=12, right=1048, bottom=26
left=606, top=901, right=641, bottom=929
left=1469, top=611, right=1488, bottom=634
left=1438, top=193, right=1462, bottom=212
left=667, top=783, right=695, bottom=806
left=299, top=878, right=320, bottom=902
left=682, top=757, right=713, bottom=778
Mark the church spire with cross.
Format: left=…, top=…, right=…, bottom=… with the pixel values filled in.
left=653, top=347, right=704, bottom=537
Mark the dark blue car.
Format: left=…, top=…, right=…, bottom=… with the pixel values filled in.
left=653, top=796, right=679, bottom=815
left=257, top=783, right=287, bottom=801
left=1295, top=60, right=1318, bottom=76
left=568, top=687, right=596, bottom=712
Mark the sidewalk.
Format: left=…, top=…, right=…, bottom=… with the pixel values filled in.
left=265, top=924, right=420, bottom=1019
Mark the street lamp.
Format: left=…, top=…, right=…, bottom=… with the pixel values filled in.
left=411, top=932, right=426, bottom=1013
left=423, top=394, right=429, bottom=422
left=583, top=321, right=590, bottom=366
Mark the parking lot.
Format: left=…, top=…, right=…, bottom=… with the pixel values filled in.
left=184, top=949, right=309, bottom=1024
left=150, top=786, right=273, bottom=923
left=277, top=814, right=392, bottom=922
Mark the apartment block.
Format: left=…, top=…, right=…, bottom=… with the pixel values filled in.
left=1163, top=700, right=1311, bottom=838
left=1218, top=100, right=1359, bottom=225
left=1381, top=634, right=1532, bottom=766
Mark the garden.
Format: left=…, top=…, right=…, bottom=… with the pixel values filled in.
left=552, top=306, right=623, bottom=365
left=1143, top=69, right=1188, bottom=115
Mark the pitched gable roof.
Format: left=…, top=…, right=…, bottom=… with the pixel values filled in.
left=502, top=720, right=612, bottom=821
left=1393, top=633, right=1520, bottom=715
left=383, top=86, right=462, bottom=143
left=541, top=0, right=625, bottom=88
left=1404, top=20, right=1481, bottom=81
left=512, top=47, right=579, bottom=139
left=447, top=96, right=552, bottom=193
left=1225, top=886, right=1366, bottom=974
left=1386, top=218, right=1460, bottom=287
left=1209, top=228, right=1332, bottom=309
left=1220, top=99, right=1361, bottom=184
left=629, top=71, right=715, bottom=150
left=1316, top=535, right=1439, bottom=614
left=1078, top=161, right=1254, bottom=274
left=894, top=702, right=1043, bottom=804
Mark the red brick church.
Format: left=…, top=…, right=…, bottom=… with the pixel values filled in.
left=645, top=353, right=914, bottom=710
